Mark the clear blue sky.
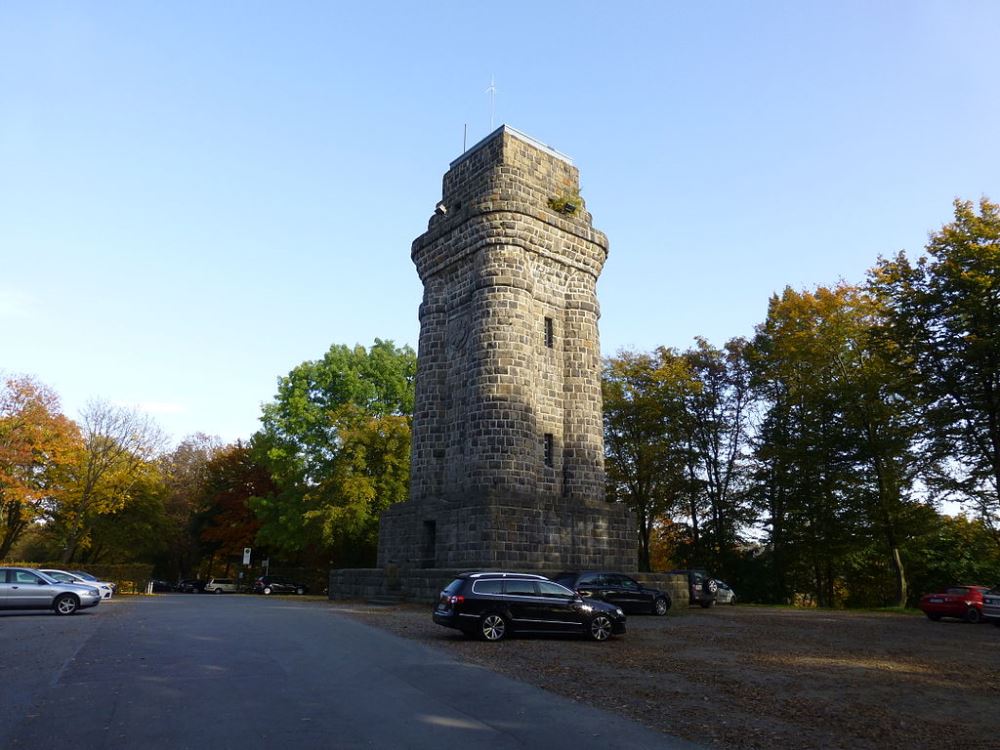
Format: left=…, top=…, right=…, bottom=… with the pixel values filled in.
left=3, top=2, right=998, bottom=445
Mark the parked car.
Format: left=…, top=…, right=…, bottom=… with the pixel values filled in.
left=149, top=579, right=175, bottom=592
left=253, top=575, right=309, bottom=595
left=983, top=587, right=1000, bottom=627
left=919, top=585, right=990, bottom=623
left=0, top=567, right=102, bottom=615
left=714, top=580, right=737, bottom=605
left=668, top=569, right=719, bottom=607
left=432, top=571, right=626, bottom=642
left=552, top=571, right=671, bottom=616
left=177, top=579, right=207, bottom=593
left=69, top=570, right=117, bottom=595
left=204, top=578, right=238, bottom=594
left=40, top=569, right=114, bottom=599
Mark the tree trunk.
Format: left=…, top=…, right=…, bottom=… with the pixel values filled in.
left=891, top=545, right=907, bottom=607
left=637, top=513, right=651, bottom=572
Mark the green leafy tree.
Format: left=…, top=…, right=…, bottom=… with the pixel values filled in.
left=253, top=340, right=416, bottom=566
left=873, top=198, right=1000, bottom=546
left=905, top=513, right=1000, bottom=596
left=681, top=338, right=752, bottom=572
left=603, top=349, right=696, bottom=571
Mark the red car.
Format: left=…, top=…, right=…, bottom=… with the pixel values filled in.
left=919, top=585, right=990, bottom=623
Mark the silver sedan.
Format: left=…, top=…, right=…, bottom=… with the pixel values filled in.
left=0, top=567, right=102, bottom=615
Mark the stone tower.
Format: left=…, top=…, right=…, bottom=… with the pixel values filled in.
left=377, top=126, right=635, bottom=572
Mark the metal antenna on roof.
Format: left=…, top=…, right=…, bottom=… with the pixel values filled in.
left=486, top=74, right=497, bottom=131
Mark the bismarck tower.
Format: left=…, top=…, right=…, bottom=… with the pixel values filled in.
left=377, top=126, right=635, bottom=572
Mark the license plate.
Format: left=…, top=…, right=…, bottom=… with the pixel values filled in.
left=928, top=598, right=943, bottom=603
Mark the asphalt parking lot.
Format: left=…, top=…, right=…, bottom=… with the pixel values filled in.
left=0, top=595, right=690, bottom=750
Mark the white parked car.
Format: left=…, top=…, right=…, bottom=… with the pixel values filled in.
left=70, top=570, right=117, bottom=596
left=714, top=580, right=737, bottom=605
left=204, top=578, right=238, bottom=594
left=41, top=569, right=114, bottom=599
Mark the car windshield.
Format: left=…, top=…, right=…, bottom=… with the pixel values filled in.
left=945, top=587, right=969, bottom=595
left=443, top=579, right=464, bottom=595
left=71, top=571, right=98, bottom=581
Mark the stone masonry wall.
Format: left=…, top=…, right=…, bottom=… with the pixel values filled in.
left=375, top=126, right=635, bottom=573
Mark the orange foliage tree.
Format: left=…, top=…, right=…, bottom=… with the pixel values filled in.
left=0, top=375, right=81, bottom=558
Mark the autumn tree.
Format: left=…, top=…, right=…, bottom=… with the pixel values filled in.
left=252, top=340, right=416, bottom=566
left=158, top=433, right=223, bottom=578
left=53, top=400, right=166, bottom=562
left=0, top=375, right=80, bottom=558
left=79, top=465, right=167, bottom=564
left=750, top=287, right=873, bottom=605
left=197, top=440, right=271, bottom=573
left=749, top=285, right=929, bottom=606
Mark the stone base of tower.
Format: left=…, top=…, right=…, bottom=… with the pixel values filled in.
left=376, top=495, right=637, bottom=573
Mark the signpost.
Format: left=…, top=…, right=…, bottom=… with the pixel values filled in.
left=243, top=547, right=251, bottom=566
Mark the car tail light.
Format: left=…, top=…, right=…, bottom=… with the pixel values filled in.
left=448, top=595, right=464, bottom=605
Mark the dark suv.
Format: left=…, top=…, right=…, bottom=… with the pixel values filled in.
left=253, top=575, right=308, bottom=595
left=669, top=569, right=718, bottom=608
left=553, top=571, right=671, bottom=616
left=432, top=571, right=626, bottom=642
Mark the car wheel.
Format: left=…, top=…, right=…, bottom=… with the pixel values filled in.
left=706, top=579, right=719, bottom=595
left=965, top=607, right=982, bottom=624
left=263, top=586, right=273, bottom=595
left=588, top=614, right=613, bottom=641
left=926, top=612, right=941, bottom=621
left=296, top=587, right=305, bottom=595
left=700, top=599, right=716, bottom=608
left=653, top=597, right=670, bottom=616
left=54, top=594, right=78, bottom=616
left=479, top=613, right=508, bottom=641
left=730, top=596, right=737, bottom=606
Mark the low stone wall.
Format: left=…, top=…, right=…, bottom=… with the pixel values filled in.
left=328, top=568, right=462, bottom=604
left=639, top=573, right=691, bottom=608
left=329, top=568, right=691, bottom=609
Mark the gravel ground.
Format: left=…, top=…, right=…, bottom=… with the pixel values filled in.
left=328, top=600, right=1000, bottom=749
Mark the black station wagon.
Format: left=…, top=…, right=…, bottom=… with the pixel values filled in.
left=432, top=571, right=626, bottom=642
left=553, top=571, right=672, bottom=616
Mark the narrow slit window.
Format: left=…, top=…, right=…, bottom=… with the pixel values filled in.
left=544, top=317, right=554, bottom=348
left=544, top=433, right=554, bottom=467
